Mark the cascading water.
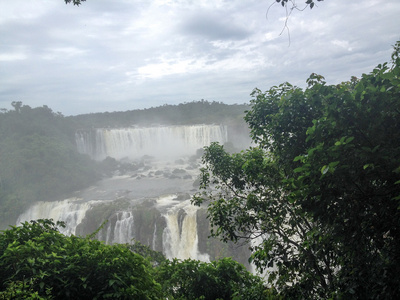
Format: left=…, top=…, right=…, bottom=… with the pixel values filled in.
left=75, top=124, right=228, bottom=160
left=17, top=124, right=252, bottom=267
left=17, top=194, right=211, bottom=262
left=16, top=198, right=92, bottom=236
left=104, top=211, right=135, bottom=244
left=159, top=196, right=210, bottom=261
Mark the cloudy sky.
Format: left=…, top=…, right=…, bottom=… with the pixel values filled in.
left=1, top=0, right=399, bottom=116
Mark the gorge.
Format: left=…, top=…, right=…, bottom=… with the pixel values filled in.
left=17, top=124, right=252, bottom=267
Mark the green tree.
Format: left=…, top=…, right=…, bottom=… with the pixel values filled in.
left=194, top=42, right=400, bottom=298
left=194, top=143, right=340, bottom=298
left=0, top=219, right=161, bottom=299
left=126, top=239, right=166, bottom=267
left=156, top=257, right=273, bottom=300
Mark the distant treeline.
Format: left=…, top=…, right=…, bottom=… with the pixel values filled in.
left=68, top=100, right=249, bottom=129
left=0, top=100, right=249, bottom=229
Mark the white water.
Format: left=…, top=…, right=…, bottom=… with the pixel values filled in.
left=159, top=197, right=210, bottom=261
left=76, top=124, right=228, bottom=160
left=17, top=194, right=209, bottom=262
left=107, top=211, right=135, bottom=244
left=16, top=198, right=92, bottom=235
left=152, top=223, right=157, bottom=250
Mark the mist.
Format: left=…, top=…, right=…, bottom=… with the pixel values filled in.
left=0, top=101, right=253, bottom=267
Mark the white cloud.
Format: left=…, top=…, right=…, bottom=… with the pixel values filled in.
left=0, top=52, right=27, bottom=61
left=137, top=58, right=202, bottom=79
left=331, top=40, right=353, bottom=52
left=0, top=0, right=57, bottom=25
left=41, top=47, right=88, bottom=60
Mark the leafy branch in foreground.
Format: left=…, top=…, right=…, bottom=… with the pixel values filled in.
left=194, top=41, right=400, bottom=299
left=0, top=219, right=270, bottom=299
left=156, top=257, right=275, bottom=300
left=194, top=143, right=339, bottom=298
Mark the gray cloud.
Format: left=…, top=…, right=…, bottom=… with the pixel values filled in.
left=179, top=11, right=251, bottom=41
left=0, top=0, right=399, bottom=115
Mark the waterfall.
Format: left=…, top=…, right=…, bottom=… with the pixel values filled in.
left=160, top=198, right=210, bottom=261
left=16, top=198, right=92, bottom=236
left=103, top=211, right=135, bottom=244
left=17, top=194, right=209, bottom=262
left=152, top=223, right=157, bottom=250
left=75, top=124, right=228, bottom=160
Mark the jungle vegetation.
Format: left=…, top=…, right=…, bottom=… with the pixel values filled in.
left=0, top=219, right=270, bottom=299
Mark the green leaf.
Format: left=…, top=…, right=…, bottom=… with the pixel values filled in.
left=294, top=166, right=307, bottom=173
left=328, top=161, right=340, bottom=168
left=321, top=165, right=329, bottom=175
left=108, top=279, right=116, bottom=286
left=293, top=155, right=303, bottom=162
left=307, top=147, right=317, bottom=156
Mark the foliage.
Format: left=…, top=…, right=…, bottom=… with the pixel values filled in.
left=0, top=280, right=53, bottom=300
left=194, top=143, right=340, bottom=298
left=156, top=257, right=274, bottom=300
left=126, top=239, right=166, bottom=267
left=0, top=219, right=273, bottom=299
left=194, top=42, right=400, bottom=298
left=0, top=219, right=161, bottom=299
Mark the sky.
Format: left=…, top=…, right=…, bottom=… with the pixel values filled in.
left=1, top=0, right=399, bottom=116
